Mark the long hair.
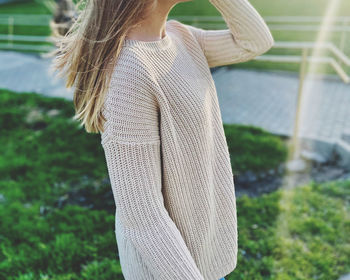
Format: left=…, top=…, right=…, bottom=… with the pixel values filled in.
left=47, top=0, right=156, bottom=133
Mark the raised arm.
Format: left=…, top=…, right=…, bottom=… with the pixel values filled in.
left=179, top=0, right=274, bottom=68
left=101, top=65, right=204, bottom=279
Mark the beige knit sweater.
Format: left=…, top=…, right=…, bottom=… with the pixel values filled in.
left=100, top=0, right=274, bottom=279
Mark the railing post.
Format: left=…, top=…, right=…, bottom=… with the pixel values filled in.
left=338, top=18, right=348, bottom=66
left=8, top=16, right=14, bottom=47
left=193, top=16, right=198, bottom=27
left=291, top=47, right=308, bottom=159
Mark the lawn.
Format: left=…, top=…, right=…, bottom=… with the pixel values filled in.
left=0, top=88, right=349, bottom=279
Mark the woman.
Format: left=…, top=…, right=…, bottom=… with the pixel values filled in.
left=50, top=0, right=274, bottom=279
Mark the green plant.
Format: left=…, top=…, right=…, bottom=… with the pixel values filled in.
left=223, top=123, right=288, bottom=175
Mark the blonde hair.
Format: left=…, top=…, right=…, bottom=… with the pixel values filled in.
left=47, top=0, right=156, bottom=133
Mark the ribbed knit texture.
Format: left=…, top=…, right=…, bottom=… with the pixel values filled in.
left=100, top=0, right=274, bottom=279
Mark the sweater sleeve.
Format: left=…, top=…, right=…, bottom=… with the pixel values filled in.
left=180, top=0, right=274, bottom=68
left=101, top=70, right=205, bottom=279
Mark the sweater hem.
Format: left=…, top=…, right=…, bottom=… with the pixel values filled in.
left=204, top=260, right=237, bottom=280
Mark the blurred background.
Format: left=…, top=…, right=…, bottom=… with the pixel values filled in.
left=0, top=0, right=349, bottom=279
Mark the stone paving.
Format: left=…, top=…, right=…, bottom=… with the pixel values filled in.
left=0, top=50, right=74, bottom=99
left=212, top=67, right=350, bottom=143
left=1, top=50, right=350, bottom=145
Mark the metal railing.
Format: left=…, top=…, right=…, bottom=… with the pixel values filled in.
left=0, top=14, right=53, bottom=51
left=174, top=15, right=350, bottom=49
left=255, top=41, right=350, bottom=83
left=0, top=14, right=349, bottom=83
left=175, top=15, right=350, bottom=83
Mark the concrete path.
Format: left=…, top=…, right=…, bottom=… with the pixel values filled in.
left=0, top=50, right=74, bottom=99
left=212, top=67, right=350, bottom=143
left=1, top=50, right=350, bottom=146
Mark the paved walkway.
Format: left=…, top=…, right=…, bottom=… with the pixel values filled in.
left=0, top=51, right=74, bottom=99
left=212, top=67, right=350, bottom=143
left=1, top=50, right=350, bottom=145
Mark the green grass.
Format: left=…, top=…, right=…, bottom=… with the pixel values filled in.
left=223, top=124, right=288, bottom=175
left=0, top=89, right=349, bottom=279
left=227, top=179, right=350, bottom=280
left=0, top=0, right=50, bottom=14
left=0, top=0, right=52, bottom=35
left=170, top=0, right=350, bottom=17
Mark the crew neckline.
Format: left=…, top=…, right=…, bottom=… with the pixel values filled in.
left=123, top=20, right=173, bottom=51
